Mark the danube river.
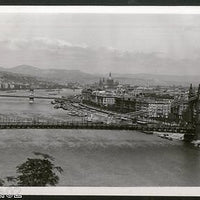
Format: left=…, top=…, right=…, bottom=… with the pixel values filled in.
left=0, top=89, right=82, bottom=121
left=0, top=89, right=199, bottom=186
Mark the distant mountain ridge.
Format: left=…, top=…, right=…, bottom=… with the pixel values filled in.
left=112, top=73, right=200, bottom=86
left=0, top=65, right=98, bottom=84
left=0, top=65, right=200, bottom=86
left=0, top=69, right=61, bottom=88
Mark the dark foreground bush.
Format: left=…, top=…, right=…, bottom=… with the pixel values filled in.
left=2, top=152, right=63, bottom=186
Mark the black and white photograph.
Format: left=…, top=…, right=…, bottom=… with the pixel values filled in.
left=0, top=6, right=199, bottom=195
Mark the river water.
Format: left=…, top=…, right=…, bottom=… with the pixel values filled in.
left=0, top=89, right=82, bottom=121
left=0, top=89, right=199, bottom=186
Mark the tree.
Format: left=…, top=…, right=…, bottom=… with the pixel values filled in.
left=7, top=152, right=63, bottom=186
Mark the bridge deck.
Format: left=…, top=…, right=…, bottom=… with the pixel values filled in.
left=0, top=121, right=194, bottom=133
left=0, top=94, right=58, bottom=99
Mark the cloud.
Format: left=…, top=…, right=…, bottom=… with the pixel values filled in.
left=0, top=37, right=199, bottom=76
left=0, top=37, right=89, bottom=51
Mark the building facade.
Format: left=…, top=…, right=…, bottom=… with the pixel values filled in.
left=148, top=100, right=171, bottom=119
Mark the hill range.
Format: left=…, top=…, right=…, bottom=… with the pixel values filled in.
left=0, top=65, right=199, bottom=86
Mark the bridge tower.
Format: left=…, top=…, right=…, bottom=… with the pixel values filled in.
left=195, top=84, right=200, bottom=140
left=184, top=84, right=196, bottom=141
left=188, top=84, right=195, bottom=125
left=29, top=88, right=34, bottom=104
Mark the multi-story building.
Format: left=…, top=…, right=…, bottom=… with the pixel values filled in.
left=115, top=96, right=136, bottom=113
left=82, top=89, right=116, bottom=107
left=82, top=86, right=173, bottom=117
left=148, top=100, right=171, bottom=119
left=82, top=88, right=93, bottom=102
left=82, top=75, right=178, bottom=118
left=135, top=98, right=149, bottom=112
left=91, top=90, right=116, bottom=107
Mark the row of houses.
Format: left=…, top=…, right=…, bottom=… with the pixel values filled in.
left=82, top=88, right=172, bottom=119
left=0, top=82, right=29, bottom=90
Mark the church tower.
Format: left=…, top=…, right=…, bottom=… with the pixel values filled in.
left=195, top=84, right=200, bottom=140
left=189, top=84, right=195, bottom=98
left=106, top=72, right=114, bottom=89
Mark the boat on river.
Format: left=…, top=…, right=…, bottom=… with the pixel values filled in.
left=158, top=133, right=173, bottom=140
left=142, top=130, right=154, bottom=135
left=191, top=140, right=200, bottom=147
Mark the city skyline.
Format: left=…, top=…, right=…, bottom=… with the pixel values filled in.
left=0, top=12, right=200, bottom=75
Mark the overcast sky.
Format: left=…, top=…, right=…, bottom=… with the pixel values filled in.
left=0, top=13, right=200, bottom=75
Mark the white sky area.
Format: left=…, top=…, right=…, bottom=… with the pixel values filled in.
left=0, top=12, right=200, bottom=75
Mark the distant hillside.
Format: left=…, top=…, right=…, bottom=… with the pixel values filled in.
left=0, top=65, right=200, bottom=86
left=0, top=68, right=67, bottom=89
left=11, top=65, right=41, bottom=75
left=1, top=65, right=98, bottom=84
left=0, top=70, right=52, bottom=86
left=113, top=73, right=200, bottom=86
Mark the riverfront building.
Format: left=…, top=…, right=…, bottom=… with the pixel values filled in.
left=81, top=72, right=186, bottom=119
left=82, top=87, right=172, bottom=118
left=82, top=90, right=116, bottom=107
left=148, top=100, right=171, bottom=119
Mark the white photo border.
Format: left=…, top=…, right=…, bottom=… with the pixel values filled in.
left=0, top=5, right=199, bottom=197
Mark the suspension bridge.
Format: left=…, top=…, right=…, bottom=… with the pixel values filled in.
left=0, top=94, right=57, bottom=99
left=0, top=117, right=194, bottom=134
left=0, top=88, right=60, bottom=102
